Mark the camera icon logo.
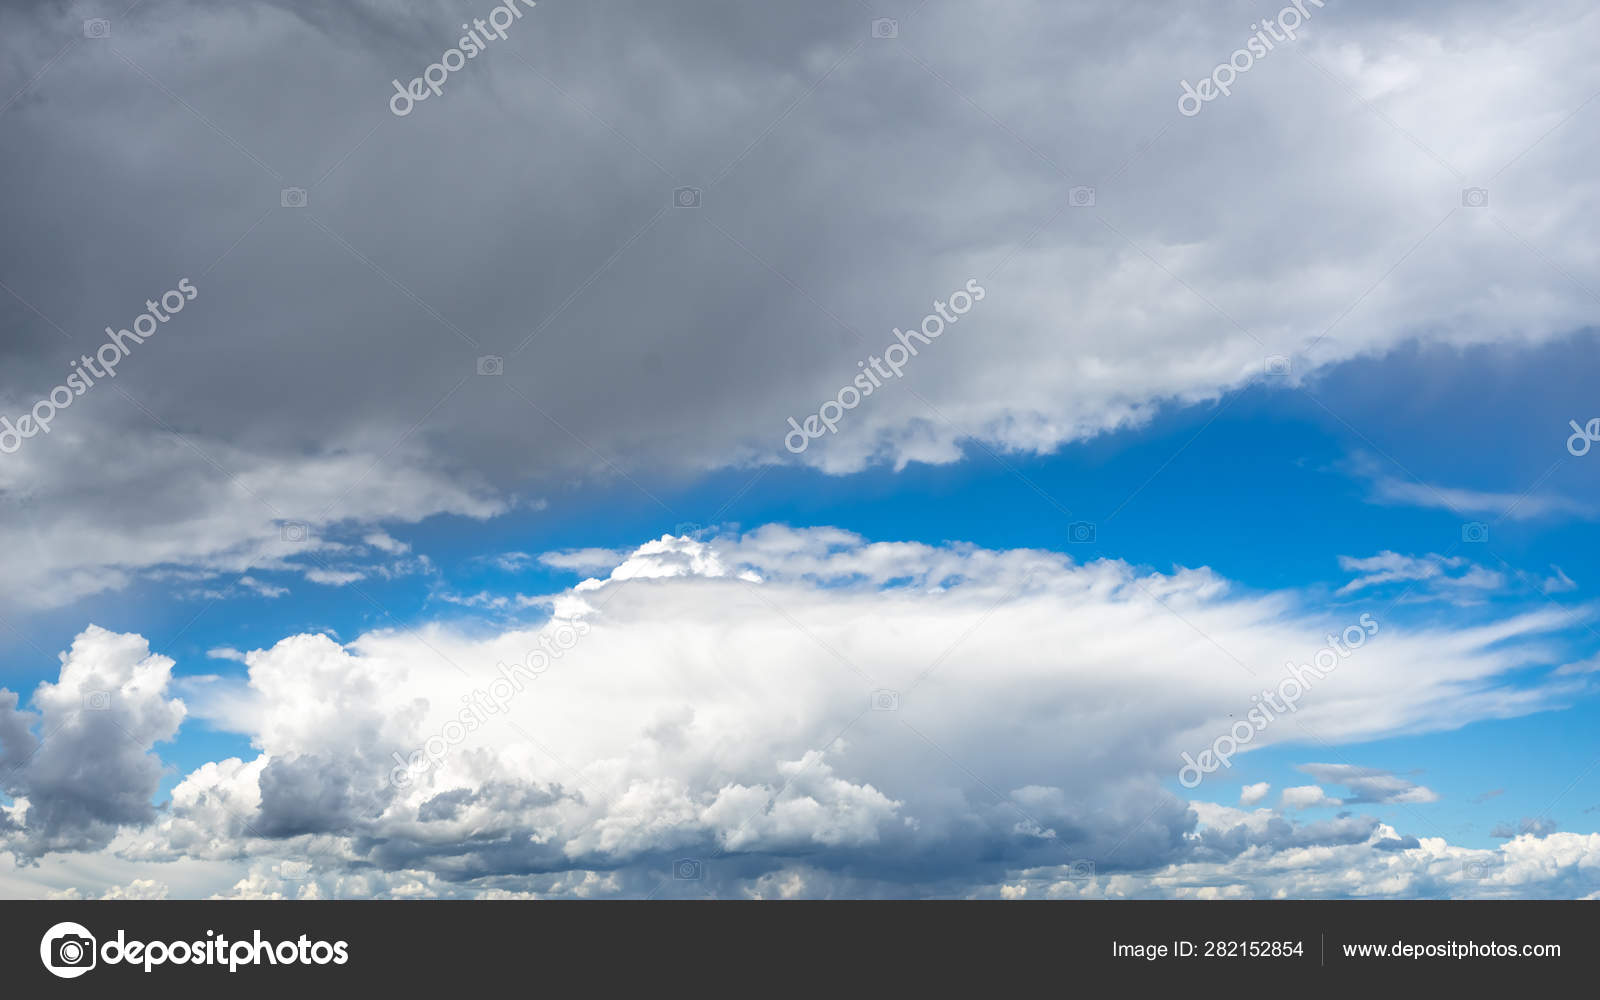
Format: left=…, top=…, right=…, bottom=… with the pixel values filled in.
left=1068, top=185, right=1096, bottom=207
left=281, top=520, right=309, bottom=543
left=1265, top=354, right=1291, bottom=376
left=871, top=18, right=898, bottom=38
left=673, top=186, right=701, bottom=208
left=476, top=355, right=504, bottom=376
left=1068, top=521, right=1097, bottom=544
left=1069, top=859, right=1096, bottom=880
left=83, top=18, right=111, bottom=38
left=1461, top=521, right=1489, bottom=543
left=83, top=690, right=111, bottom=712
left=40, top=922, right=97, bottom=979
left=281, top=187, right=308, bottom=208
left=1462, top=858, right=1497, bottom=879
left=1461, top=187, right=1489, bottom=208
left=871, top=688, right=900, bottom=711
left=673, top=858, right=703, bottom=880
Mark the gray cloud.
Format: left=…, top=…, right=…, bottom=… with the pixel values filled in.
left=1490, top=816, right=1558, bottom=839
left=0, top=626, right=185, bottom=860
left=1297, top=763, right=1439, bottom=805
left=2, top=0, right=1598, bottom=610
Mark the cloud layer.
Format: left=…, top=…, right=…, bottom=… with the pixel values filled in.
left=3, top=527, right=1594, bottom=897
left=2, top=0, right=1598, bottom=608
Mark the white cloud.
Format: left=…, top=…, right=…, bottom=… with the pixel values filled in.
left=4, top=527, right=1592, bottom=896
left=304, top=568, right=367, bottom=586
left=1555, top=653, right=1600, bottom=676
left=1337, top=551, right=1504, bottom=600
left=1240, top=782, right=1272, bottom=806
left=97, top=878, right=170, bottom=900
left=363, top=532, right=411, bottom=556
left=0, top=626, right=186, bottom=859
left=237, top=576, right=289, bottom=599
left=573, top=534, right=763, bottom=589
left=486, top=553, right=536, bottom=573
left=538, top=548, right=632, bottom=574
left=1543, top=566, right=1578, bottom=594
left=1004, top=825, right=1600, bottom=900
left=1366, top=477, right=1591, bottom=521
left=1282, top=785, right=1344, bottom=810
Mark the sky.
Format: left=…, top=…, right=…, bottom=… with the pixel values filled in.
left=0, top=0, right=1598, bottom=899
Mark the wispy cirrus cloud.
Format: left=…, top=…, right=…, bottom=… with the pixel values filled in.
left=1336, top=551, right=1503, bottom=600
left=1365, top=475, right=1591, bottom=521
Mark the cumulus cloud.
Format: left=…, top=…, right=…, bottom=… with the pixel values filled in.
left=1240, top=782, right=1271, bottom=806
left=1282, top=785, right=1344, bottom=810
left=1002, top=826, right=1600, bottom=900
left=1, top=527, right=1591, bottom=896
left=0, top=626, right=185, bottom=860
left=47, top=878, right=169, bottom=901
left=98, top=878, right=170, bottom=900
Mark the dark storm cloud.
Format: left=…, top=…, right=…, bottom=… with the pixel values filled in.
left=3, top=0, right=1597, bottom=609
